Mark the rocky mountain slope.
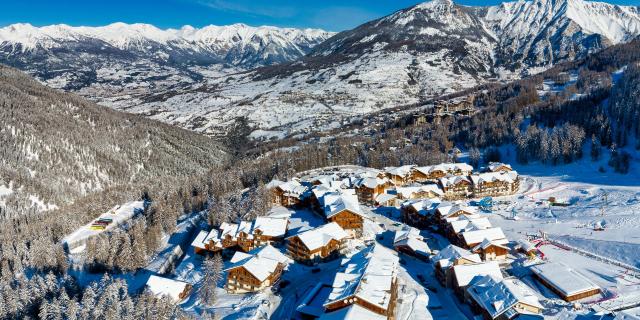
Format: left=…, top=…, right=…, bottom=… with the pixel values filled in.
left=123, top=0, right=640, bottom=138
left=0, top=65, right=227, bottom=217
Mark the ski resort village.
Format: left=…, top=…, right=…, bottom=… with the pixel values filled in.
left=57, top=160, right=640, bottom=319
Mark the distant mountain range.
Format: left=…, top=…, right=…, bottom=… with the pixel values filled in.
left=2, top=0, right=640, bottom=138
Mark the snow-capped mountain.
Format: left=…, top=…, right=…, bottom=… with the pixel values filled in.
left=118, top=0, right=640, bottom=138
left=481, top=0, right=640, bottom=71
left=0, top=22, right=334, bottom=91
left=3, top=0, right=640, bottom=139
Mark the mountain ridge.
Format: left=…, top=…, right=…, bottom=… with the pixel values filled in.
left=2, top=0, right=640, bottom=139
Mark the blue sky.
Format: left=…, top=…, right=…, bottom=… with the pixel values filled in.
left=2, top=0, right=640, bottom=32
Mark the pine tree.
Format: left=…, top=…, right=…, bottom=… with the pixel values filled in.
left=200, top=254, right=222, bottom=307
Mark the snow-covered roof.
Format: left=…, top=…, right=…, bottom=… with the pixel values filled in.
left=225, top=245, right=290, bottom=282
left=267, top=206, right=293, bottom=219
left=191, top=229, right=220, bottom=250
left=323, top=245, right=399, bottom=312
left=322, top=191, right=365, bottom=219
left=467, top=276, right=543, bottom=318
left=404, top=198, right=441, bottom=216
left=452, top=261, right=503, bottom=287
left=516, top=239, right=536, bottom=252
left=461, top=227, right=508, bottom=246
left=472, top=238, right=509, bottom=253
left=439, top=175, right=472, bottom=188
left=385, top=165, right=415, bottom=177
left=415, top=163, right=474, bottom=175
left=218, top=216, right=289, bottom=242
left=530, top=262, right=600, bottom=297
left=145, top=275, right=191, bottom=303
left=433, top=244, right=482, bottom=269
left=394, top=227, right=431, bottom=256
left=318, top=304, right=387, bottom=320
left=375, top=193, right=396, bottom=204
left=487, top=162, right=513, bottom=172
left=450, top=217, right=492, bottom=234
left=616, top=310, right=640, bottom=320
left=292, top=222, right=349, bottom=251
left=275, top=179, right=309, bottom=196
left=437, top=203, right=478, bottom=217
left=470, top=171, right=518, bottom=185
left=396, top=184, right=443, bottom=198
left=253, top=216, right=288, bottom=237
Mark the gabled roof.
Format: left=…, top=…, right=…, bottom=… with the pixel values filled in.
left=439, top=175, right=472, bottom=188
left=470, top=171, right=518, bottom=185
left=145, top=275, right=190, bottom=303
left=467, top=276, right=543, bottom=318
left=393, top=227, right=431, bottom=256
left=472, top=238, right=509, bottom=253
left=450, top=217, right=492, bottom=234
left=291, top=222, right=349, bottom=251
left=437, top=203, right=478, bottom=217
left=487, top=162, right=513, bottom=172
left=404, top=198, right=441, bottom=216
left=225, top=245, right=290, bottom=282
left=396, top=184, right=443, bottom=198
left=461, top=227, right=508, bottom=246
left=191, top=229, right=220, bottom=250
left=452, top=261, right=503, bottom=287
left=433, top=244, right=482, bottom=269
left=385, top=165, right=415, bottom=177
left=323, top=245, right=399, bottom=311
left=322, top=191, right=365, bottom=219
left=530, top=262, right=600, bottom=297
left=253, top=216, right=288, bottom=237
left=415, top=163, right=474, bottom=175
left=375, top=193, right=396, bottom=204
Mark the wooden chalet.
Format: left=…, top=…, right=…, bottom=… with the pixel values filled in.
left=297, top=245, right=399, bottom=320
left=530, top=263, right=601, bottom=302
left=466, top=276, right=544, bottom=320
left=471, top=239, right=509, bottom=262
left=395, top=184, right=443, bottom=200
left=412, top=166, right=448, bottom=182
left=225, top=245, right=289, bottom=294
left=286, top=222, right=348, bottom=265
left=470, top=172, right=520, bottom=198
left=432, top=244, right=482, bottom=287
left=485, top=162, right=514, bottom=173
left=267, top=179, right=308, bottom=207
left=321, top=191, right=366, bottom=237
left=433, top=95, right=475, bottom=115
left=439, top=175, right=473, bottom=200
left=401, top=199, right=441, bottom=229
left=385, top=165, right=415, bottom=186
left=393, top=227, right=431, bottom=261
left=354, top=176, right=393, bottom=206
left=193, top=216, right=288, bottom=254
left=460, top=227, right=508, bottom=249
left=191, top=229, right=222, bottom=255
left=436, top=203, right=478, bottom=227
left=452, top=261, right=503, bottom=297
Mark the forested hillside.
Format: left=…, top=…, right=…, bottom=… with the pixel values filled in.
left=0, top=65, right=227, bottom=218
